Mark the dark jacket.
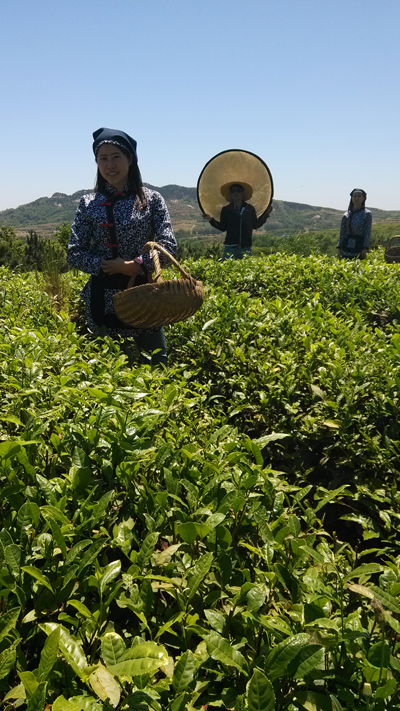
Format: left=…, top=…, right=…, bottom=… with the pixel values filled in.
left=210, top=202, right=268, bottom=247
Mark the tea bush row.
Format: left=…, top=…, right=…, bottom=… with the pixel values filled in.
left=1, top=253, right=400, bottom=709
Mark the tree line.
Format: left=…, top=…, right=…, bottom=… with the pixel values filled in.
left=1, top=220, right=400, bottom=269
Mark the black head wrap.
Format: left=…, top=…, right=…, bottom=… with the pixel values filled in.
left=350, top=188, right=367, bottom=199
left=92, top=128, right=137, bottom=161
left=348, top=188, right=367, bottom=212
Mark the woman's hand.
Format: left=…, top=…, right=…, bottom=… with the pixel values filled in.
left=101, top=257, right=142, bottom=276
left=202, top=213, right=212, bottom=221
left=360, top=248, right=368, bottom=259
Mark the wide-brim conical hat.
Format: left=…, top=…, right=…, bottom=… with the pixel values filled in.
left=197, top=149, right=273, bottom=220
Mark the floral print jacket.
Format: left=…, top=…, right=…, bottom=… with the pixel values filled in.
left=67, top=185, right=177, bottom=337
left=337, top=208, right=372, bottom=257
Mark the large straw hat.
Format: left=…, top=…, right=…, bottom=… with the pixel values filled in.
left=197, top=149, right=273, bottom=221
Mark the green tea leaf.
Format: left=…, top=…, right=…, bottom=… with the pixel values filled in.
left=0, top=646, right=17, bottom=680
left=101, top=632, right=126, bottom=667
left=52, top=696, right=102, bottom=711
left=375, top=678, right=397, bottom=699
left=178, top=521, right=210, bottom=544
left=155, top=611, right=185, bottom=639
left=0, top=414, right=22, bottom=426
left=91, top=490, right=114, bottom=524
left=136, top=531, right=159, bottom=570
left=65, top=539, right=92, bottom=565
left=246, top=669, right=275, bottom=711
left=3, top=684, right=26, bottom=702
left=89, top=664, right=120, bottom=707
left=17, top=502, right=40, bottom=529
left=266, top=634, right=309, bottom=680
left=26, top=681, right=47, bottom=711
left=289, top=645, right=324, bottom=678
left=368, top=641, right=391, bottom=668
left=205, top=632, right=248, bottom=674
left=247, top=585, right=267, bottom=613
left=76, top=539, right=105, bottom=575
left=72, top=446, right=90, bottom=468
left=49, top=517, right=67, bottom=558
left=370, top=585, right=400, bottom=614
left=68, top=600, right=95, bottom=619
left=295, top=690, right=334, bottom=711
left=18, top=671, right=38, bottom=696
left=254, top=433, right=289, bottom=448
left=314, top=485, right=350, bottom=512
left=347, top=583, right=374, bottom=599
left=99, top=560, right=121, bottom=596
left=40, top=623, right=88, bottom=679
left=204, top=609, right=225, bottom=634
left=0, top=441, right=22, bottom=461
left=344, top=563, right=383, bottom=582
left=22, top=565, right=54, bottom=593
left=172, top=649, right=197, bottom=693
left=0, top=606, right=20, bottom=643
left=36, top=473, right=58, bottom=505
left=5, top=543, right=21, bottom=575
left=108, top=641, right=168, bottom=678
left=38, top=626, right=60, bottom=681
left=187, top=552, right=213, bottom=601
left=41, top=504, right=70, bottom=526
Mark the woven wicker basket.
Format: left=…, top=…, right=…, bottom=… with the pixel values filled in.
left=384, top=236, right=400, bottom=263
left=113, top=241, right=204, bottom=328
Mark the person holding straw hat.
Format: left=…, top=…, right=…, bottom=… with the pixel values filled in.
left=197, top=149, right=274, bottom=260
left=67, top=127, right=177, bottom=366
left=202, top=183, right=273, bottom=260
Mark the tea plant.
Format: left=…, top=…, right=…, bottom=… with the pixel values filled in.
left=1, top=253, right=400, bottom=710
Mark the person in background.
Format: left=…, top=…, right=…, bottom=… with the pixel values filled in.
left=202, top=183, right=273, bottom=260
left=67, top=127, right=177, bottom=366
left=337, top=188, right=371, bottom=259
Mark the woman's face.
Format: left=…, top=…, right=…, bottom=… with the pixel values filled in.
left=96, top=143, right=132, bottom=191
left=351, top=191, right=365, bottom=209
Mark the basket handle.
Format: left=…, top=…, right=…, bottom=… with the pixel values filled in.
left=386, top=236, right=400, bottom=251
left=141, top=241, right=195, bottom=283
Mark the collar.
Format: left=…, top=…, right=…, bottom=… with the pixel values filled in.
left=104, top=182, right=130, bottom=195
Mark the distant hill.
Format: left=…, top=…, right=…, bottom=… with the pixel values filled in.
left=1, top=184, right=400, bottom=238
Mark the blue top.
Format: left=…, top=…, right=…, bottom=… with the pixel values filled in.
left=337, top=208, right=372, bottom=256
left=67, top=184, right=177, bottom=336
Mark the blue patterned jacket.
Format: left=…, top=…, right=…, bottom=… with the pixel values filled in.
left=67, top=185, right=177, bottom=336
left=337, top=208, right=372, bottom=257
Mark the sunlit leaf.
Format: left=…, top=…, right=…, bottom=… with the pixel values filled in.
left=40, top=623, right=88, bottom=679
left=89, top=664, right=120, bottom=707
left=0, top=646, right=17, bottom=680
left=22, top=566, right=54, bottom=593
left=205, top=632, right=248, bottom=674
left=108, top=641, right=168, bottom=678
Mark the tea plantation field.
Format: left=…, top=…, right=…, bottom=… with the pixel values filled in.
left=1, top=251, right=400, bottom=710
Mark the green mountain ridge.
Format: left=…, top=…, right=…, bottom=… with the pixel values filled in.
left=1, top=184, right=400, bottom=236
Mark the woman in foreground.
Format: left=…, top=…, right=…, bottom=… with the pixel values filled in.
left=67, top=128, right=177, bottom=366
left=337, top=188, right=371, bottom=259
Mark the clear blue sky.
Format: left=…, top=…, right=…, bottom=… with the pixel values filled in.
left=1, top=0, right=399, bottom=212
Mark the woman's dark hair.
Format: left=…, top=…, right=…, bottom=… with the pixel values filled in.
left=348, top=188, right=366, bottom=212
left=94, top=145, right=147, bottom=208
